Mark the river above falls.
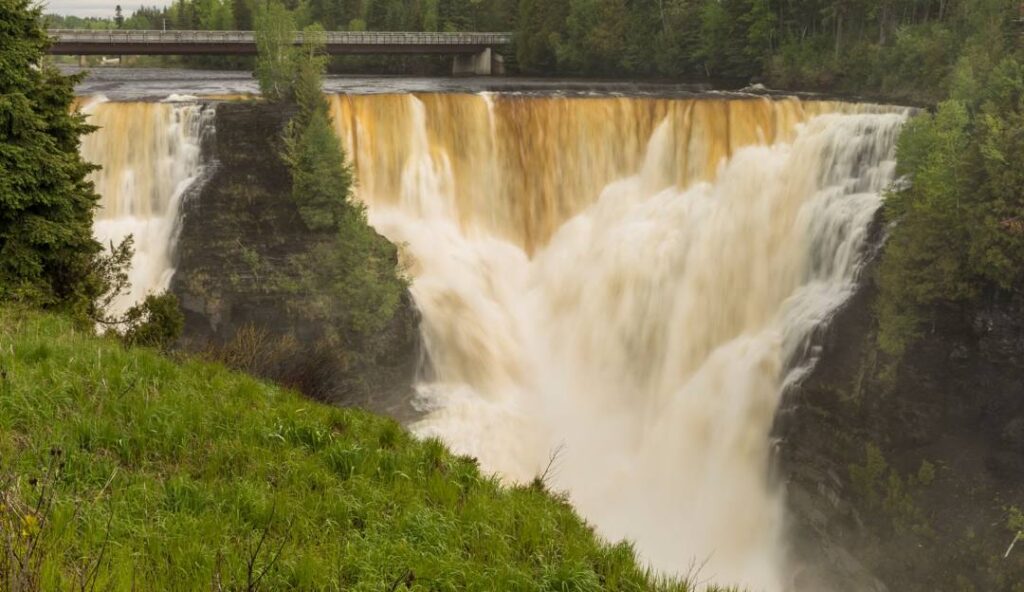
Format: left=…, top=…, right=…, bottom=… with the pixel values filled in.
left=67, top=65, right=793, bottom=100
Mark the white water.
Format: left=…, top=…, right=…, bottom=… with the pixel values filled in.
left=80, top=97, right=211, bottom=315
left=344, top=97, right=906, bottom=590
left=77, top=93, right=906, bottom=588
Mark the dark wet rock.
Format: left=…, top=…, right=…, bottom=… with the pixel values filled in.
left=171, top=101, right=419, bottom=417
left=776, top=226, right=1024, bottom=591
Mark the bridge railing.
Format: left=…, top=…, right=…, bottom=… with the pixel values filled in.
left=47, top=29, right=514, bottom=46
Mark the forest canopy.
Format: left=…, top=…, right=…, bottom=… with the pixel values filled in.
left=48, top=0, right=1022, bottom=101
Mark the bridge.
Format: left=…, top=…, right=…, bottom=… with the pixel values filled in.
left=46, top=29, right=514, bottom=75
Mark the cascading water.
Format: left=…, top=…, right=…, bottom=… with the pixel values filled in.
left=79, top=97, right=211, bottom=315
left=75, top=90, right=905, bottom=588
left=330, top=94, right=907, bottom=589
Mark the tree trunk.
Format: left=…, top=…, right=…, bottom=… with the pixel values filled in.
left=878, top=0, right=889, bottom=44
left=834, top=10, right=842, bottom=60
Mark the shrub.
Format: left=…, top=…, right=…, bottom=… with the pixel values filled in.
left=121, top=293, right=185, bottom=350
left=198, top=325, right=343, bottom=400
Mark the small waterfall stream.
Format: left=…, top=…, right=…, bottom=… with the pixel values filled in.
left=80, top=97, right=212, bottom=315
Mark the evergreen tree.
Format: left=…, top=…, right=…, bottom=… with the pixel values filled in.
left=273, top=22, right=408, bottom=348
left=0, top=0, right=110, bottom=316
left=516, top=0, right=569, bottom=74
left=232, top=0, right=252, bottom=29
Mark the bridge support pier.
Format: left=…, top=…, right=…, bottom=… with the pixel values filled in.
left=452, top=48, right=492, bottom=76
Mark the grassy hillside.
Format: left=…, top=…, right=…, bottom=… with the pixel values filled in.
left=0, top=307, right=701, bottom=591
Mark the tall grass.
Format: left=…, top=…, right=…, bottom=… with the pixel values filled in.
left=0, top=307, right=714, bottom=591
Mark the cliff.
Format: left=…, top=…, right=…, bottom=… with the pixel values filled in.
left=779, top=228, right=1024, bottom=591
left=171, top=101, right=419, bottom=415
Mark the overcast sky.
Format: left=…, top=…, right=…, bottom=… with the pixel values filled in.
left=42, top=0, right=172, bottom=18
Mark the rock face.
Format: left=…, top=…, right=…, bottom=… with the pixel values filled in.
left=778, top=226, right=1024, bottom=591
left=171, top=101, right=419, bottom=415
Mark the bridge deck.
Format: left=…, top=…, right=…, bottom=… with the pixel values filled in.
left=47, top=30, right=514, bottom=56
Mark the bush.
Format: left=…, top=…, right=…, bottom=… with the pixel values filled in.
left=121, top=293, right=184, bottom=350
left=198, top=325, right=342, bottom=400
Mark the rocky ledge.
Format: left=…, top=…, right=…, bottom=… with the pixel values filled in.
left=777, top=224, right=1024, bottom=591
left=171, top=101, right=420, bottom=416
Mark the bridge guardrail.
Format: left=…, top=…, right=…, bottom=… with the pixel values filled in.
left=47, top=29, right=514, bottom=46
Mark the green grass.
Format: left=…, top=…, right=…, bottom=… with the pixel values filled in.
left=0, top=307, right=703, bottom=591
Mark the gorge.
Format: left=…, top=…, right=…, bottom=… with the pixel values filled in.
left=78, top=89, right=927, bottom=589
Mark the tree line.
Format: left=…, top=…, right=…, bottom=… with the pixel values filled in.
left=46, top=0, right=1019, bottom=100
left=45, top=0, right=516, bottom=38
left=517, top=0, right=1019, bottom=100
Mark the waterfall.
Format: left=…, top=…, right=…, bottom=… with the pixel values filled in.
left=75, top=91, right=905, bottom=588
left=80, top=97, right=212, bottom=316
left=330, top=94, right=907, bottom=589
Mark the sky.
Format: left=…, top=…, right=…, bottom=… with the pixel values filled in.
left=42, top=0, right=172, bottom=18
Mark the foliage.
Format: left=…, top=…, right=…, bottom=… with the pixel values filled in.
left=876, top=101, right=974, bottom=355
left=916, top=460, right=935, bottom=487
left=292, top=24, right=329, bottom=124
left=508, top=0, right=1019, bottom=97
left=44, top=0, right=1020, bottom=98
left=47, top=0, right=514, bottom=75
left=877, top=49, right=1024, bottom=356
left=556, top=0, right=628, bottom=75
left=196, top=325, right=346, bottom=399
left=121, top=293, right=185, bottom=350
left=284, top=111, right=349, bottom=231
left=79, top=236, right=184, bottom=351
left=0, top=307, right=707, bottom=591
left=274, top=25, right=409, bottom=350
left=516, top=0, right=569, bottom=74
left=0, top=2, right=167, bottom=336
left=1007, top=506, right=1024, bottom=534
left=0, top=0, right=110, bottom=319
left=254, top=0, right=297, bottom=101
left=521, top=0, right=1013, bottom=99
left=90, top=235, right=134, bottom=322
left=848, top=444, right=934, bottom=535
left=849, top=443, right=889, bottom=509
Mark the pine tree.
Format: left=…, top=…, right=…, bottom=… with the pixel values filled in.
left=0, top=0, right=109, bottom=316
left=274, top=22, right=408, bottom=346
